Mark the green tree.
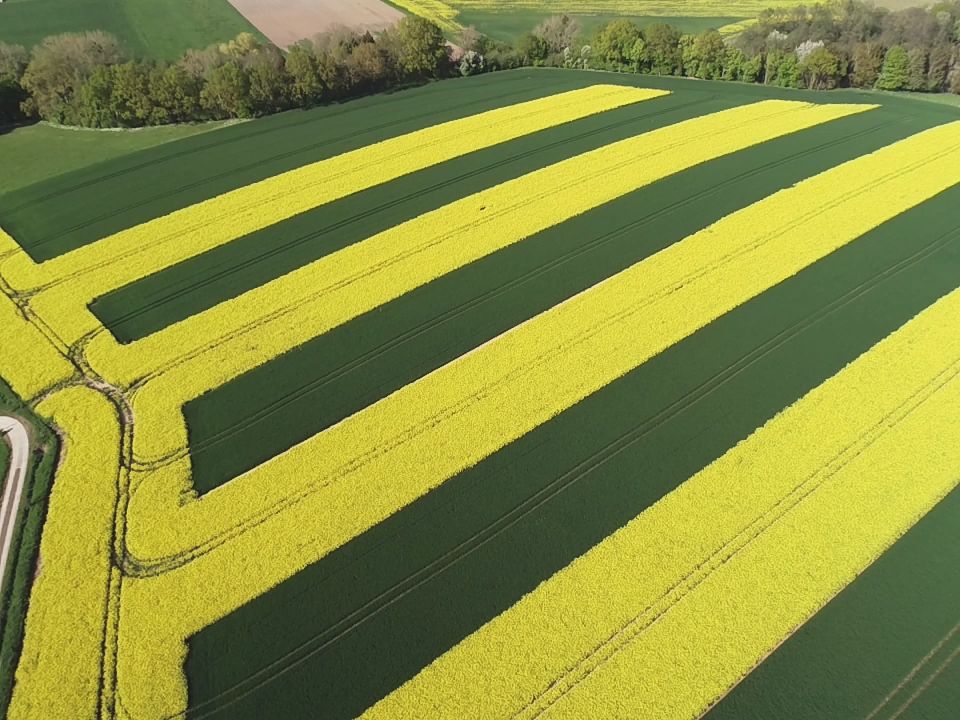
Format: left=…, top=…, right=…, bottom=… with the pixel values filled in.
left=850, top=42, right=885, bottom=88
left=200, top=60, right=253, bottom=118
left=74, top=64, right=115, bottom=127
left=800, top=46, right=843, bottom=89
left=21, top=31, right=125, bottom=122
left=392, top=16, right=447, bottom=78
left=285, top=44, right=324, bottom=105
left=644, top=23, right=683, bottom=75
left=0, top=43, right=29, bottom=123
left=741, top=53, right=764, bottom=83
left=687, top=30, right=726, bottom=79
left=591, top=20, right=643, bottom=70
left=875, top=45, right=910, bottom=90
left=517, top=32, right=550, bottom=65
left=149, top=64, right=201, bottom=123
left=246, top=47, right=291, bottom=113
left=722, top=47, right=747, bottom=81
left=110, top=61, right=154, bottom=125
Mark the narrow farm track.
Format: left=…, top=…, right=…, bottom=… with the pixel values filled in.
left=0, top=416, right=29, bottom=591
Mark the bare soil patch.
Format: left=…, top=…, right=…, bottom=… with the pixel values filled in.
left=226, top=0, right=404, bottom=47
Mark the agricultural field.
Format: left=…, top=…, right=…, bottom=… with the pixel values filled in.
left=388, top=0, right=926, bottom=38
left=0, top=122, right=240, bottom=196
left=387, top=0, right=750, bottom=35
left=0, top=0, right=263, bottom=58
left=1, top=67, right=959, bottom=720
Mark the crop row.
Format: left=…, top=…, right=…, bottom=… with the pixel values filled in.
left=118, top=99, right=911, bottom=611
left=365, top=284, right=960, bottom=720
left=6, top=85, right=656, bottom=348
left=100, top=99, right=865, bottom=468
left=115, top=119, right=960, bottom=720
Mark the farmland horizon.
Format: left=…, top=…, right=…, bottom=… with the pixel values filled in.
left=1, top=1, right=959, bottom=719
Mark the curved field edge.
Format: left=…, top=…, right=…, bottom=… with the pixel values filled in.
left=0, top=379, right=60, bottom=717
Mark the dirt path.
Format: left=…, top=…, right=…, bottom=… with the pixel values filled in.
left=227, top=0, right=405, bottom=47
left=0, top=416, right=29, bottom=590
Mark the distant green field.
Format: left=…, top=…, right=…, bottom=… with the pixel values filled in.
left=0, top=0, right=264, bottom=59
left=454, top=9, right=744, bottom=40
left=389, top=0, right=926, bottom=39
left=0, top=121, right=238, bottom=195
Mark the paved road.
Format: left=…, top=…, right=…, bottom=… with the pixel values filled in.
left=0, top=416, right=29, bottom=590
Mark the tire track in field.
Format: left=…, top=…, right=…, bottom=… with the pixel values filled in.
left=5, top=73, right=543, bottom=228
left=513, top=361, right=960, bottom=720
left=156, top=117, right=896, bottom=472
left=865, top=621, right=960, bottom=720
left=175, top=239, right=960, bottom=718
left=99, top=97, right=714, bottom=336
left=885, top=645, right=960, bottom=720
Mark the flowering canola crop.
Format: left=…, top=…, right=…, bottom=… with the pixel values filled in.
left=5, top=84, right=960, bottom=720
left=123, top=114, right=957, bottom=575
left=100, top=99, right=870, bottom=465
left=7, top=85, right=662, bottom=346
left=8, top=388, right=121, bottom=720
left=362, top=284, right=960, bottom=720
left=389, top=0, right=462, bottom=31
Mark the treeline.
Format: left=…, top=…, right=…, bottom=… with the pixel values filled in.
left=0, top=17, right=448, bottom=127
left=3, top=1, right=960, bottom=129
left=490, top=0, right=960, bottom=92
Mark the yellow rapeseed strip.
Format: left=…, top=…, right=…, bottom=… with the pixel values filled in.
left=8, top=387, right=121, bottom=720
left=102, top=99, right=871, bottom=464
left=390, top=0, right=462, bottom=31
left=6, top=84, right=663, bottom=341
left=0, top=292, right=73, bottom=400
left=360, top=287, right=960, bottom=720
left=116, top=164, right=960, bottom=720
left=120, top=108, right=948, bottom=582
left=0, top=230, right=74, bottom=399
